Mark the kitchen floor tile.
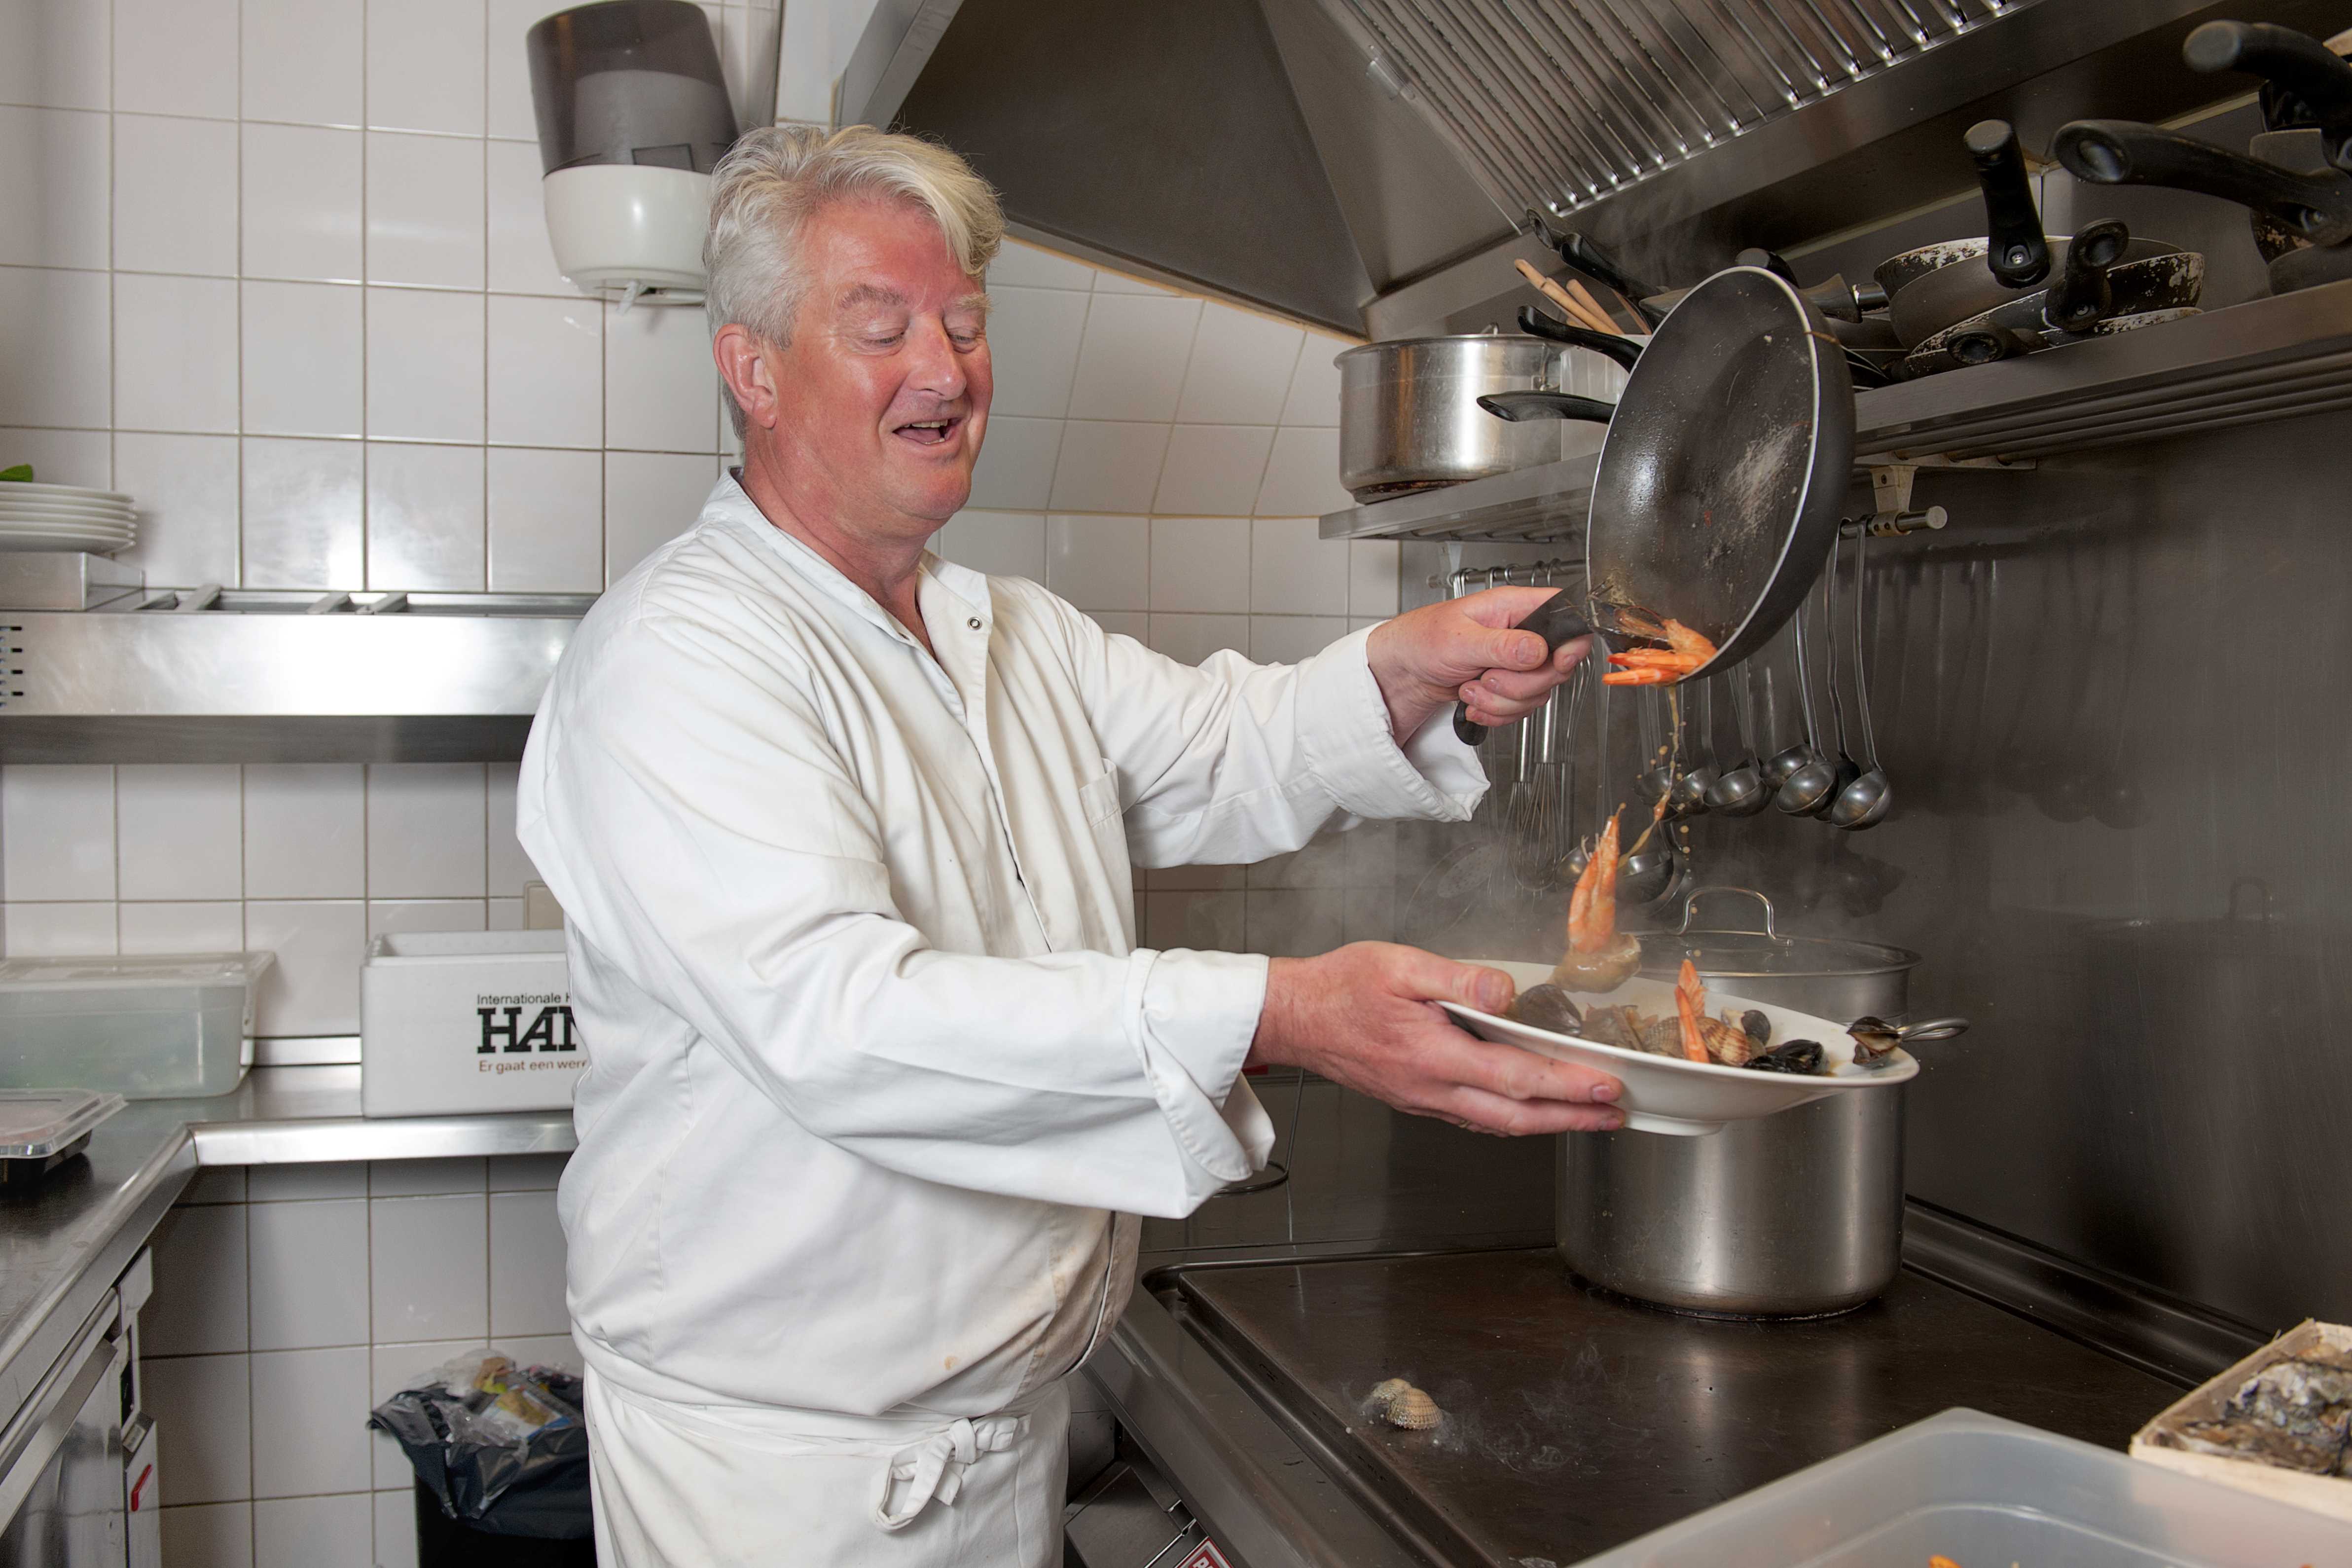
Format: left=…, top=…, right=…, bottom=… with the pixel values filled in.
left=144, top=1202, right=249, bottom=1357
left=0, top=107, right=109, bottom=271
left=114, top=431, right=241, bottom=587
left=365, top=443, right=486, bottom=591
left=370, top=1194, right=489, bottom=1343
left=146, top=1353, right=252, bottom=1505
left=242, top=0, right=362, bottom=126
left=253, top=1493, right=371, bottom=1568
left=241, top=283, right=363, bottom=439
left=248, top=1198, right=368, bottom=1350
left=113, top=113, right=236, bottom=276
left=241, top=438, right=364, bottom=587
left=1, top=764, right=114, bottom=900
left=251, top=1346, right=373, bottom=1498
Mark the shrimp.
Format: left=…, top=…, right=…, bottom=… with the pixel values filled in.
left=1552, top=811, right=1642, bottom=993
left=1673, top=959, right=1761, bottom=1066
left=1601, top=616, right=1718, bottom=687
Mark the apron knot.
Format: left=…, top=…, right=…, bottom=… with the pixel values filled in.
left=871, top=1413, right=1022, bottom=1532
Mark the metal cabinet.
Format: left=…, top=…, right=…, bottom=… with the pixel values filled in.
left=0, top=1250, right=155, bottom=1568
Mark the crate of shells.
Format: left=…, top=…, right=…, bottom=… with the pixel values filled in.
left=2131, top=1319, right=2352, bottom=1522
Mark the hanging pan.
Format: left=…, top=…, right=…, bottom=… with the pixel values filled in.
left=1450, top=266, right=1855, bottom=744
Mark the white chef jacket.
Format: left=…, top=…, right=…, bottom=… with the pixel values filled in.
left=516, top=474, right=1484, bottom=1422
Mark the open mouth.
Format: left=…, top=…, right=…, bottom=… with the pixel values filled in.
left=892, top=414, right=964, bottom=447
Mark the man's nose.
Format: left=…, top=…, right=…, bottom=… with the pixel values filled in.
left=905, top=318, right=967, bottom=400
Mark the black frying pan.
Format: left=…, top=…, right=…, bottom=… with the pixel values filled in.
left=1449, top=267, right=1856, bottom=744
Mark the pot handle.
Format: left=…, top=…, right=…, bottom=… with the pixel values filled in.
left=1672, top=885, right=1780, bottom=937
left=1898, top=1017, right=1971, bottom=1043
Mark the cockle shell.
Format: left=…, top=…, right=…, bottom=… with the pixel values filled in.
left=1386, top=1386, right=1442, bottom=1430
left=1367, top=1378, right=1411, bottom=1410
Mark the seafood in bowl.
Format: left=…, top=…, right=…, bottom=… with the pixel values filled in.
left=1550, top=811, right=1641, bottom=992
left=1514, top=959, right=1834, bottom=1076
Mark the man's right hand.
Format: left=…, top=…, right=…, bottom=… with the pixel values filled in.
left=1248, top=943, right=1625, bottom=1135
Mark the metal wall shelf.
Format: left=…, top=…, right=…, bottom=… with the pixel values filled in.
left=1320, top=279, right=2352, bottom=545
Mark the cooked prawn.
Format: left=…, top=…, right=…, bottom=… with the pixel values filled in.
left=1601, top=617, right=1718, bottom=687
left=1552, top=810, right=1642, bottom=993
left=1673, top=960, right=1715, bottom=1064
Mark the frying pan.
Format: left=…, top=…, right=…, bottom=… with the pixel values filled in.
left=1882, top=122, right=2186, bottom=348
left=2051, top=118, right=2352, bottom=249
left=1450, top=267, right=1856, bottom=744
left=1899, top=238, right=2204, bottom=365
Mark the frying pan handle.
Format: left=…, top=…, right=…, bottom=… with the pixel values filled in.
left=2186, top=21, right=2352, bottom=170
left=1734, top=247, right=1797, bottom=282
left=2042, top=219, right=2129, bottom=331
left=2052, top=119, right=2352, bottom=246
left=1516, top=306, right=1643, bottom=369
left=1477, top=391, right=1617, bottom=423
left=1965, top=120, right=2050, bottom=289
left=1552, top=232, right=1667, bottom=327
left=1945, top=321, right=2040, bottom=366
left=1453, top=589, right=1593, bottom=747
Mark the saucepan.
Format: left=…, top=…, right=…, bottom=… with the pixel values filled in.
left=1335, top=330, right=1629, bottom=502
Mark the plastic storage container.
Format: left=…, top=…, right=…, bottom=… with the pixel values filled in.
left=0, top=954, right=271, bottom=1099
left=362, top=932, right=576, bottom=1118
left=1572, top=1408, right=2352, bottom=1567
left=0, top=1089, right=125, bottom=1186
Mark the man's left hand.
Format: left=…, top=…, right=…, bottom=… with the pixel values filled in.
left=1365, top=585, right=1590, bottom=743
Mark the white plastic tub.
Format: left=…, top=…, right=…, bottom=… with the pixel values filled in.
left=0, top=953, right=271, bottom=1099
left=1571, top=1408, right=2352, bottom=1567
left=361, top=931, right=577, bottom=1117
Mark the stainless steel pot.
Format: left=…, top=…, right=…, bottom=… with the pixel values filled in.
left=1556, top=887, right=1953, bottom=1317
left=1336, top=333, right=1626, bottom=502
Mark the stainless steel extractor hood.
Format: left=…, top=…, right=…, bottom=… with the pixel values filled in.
left=890, top=0, right=2352, bottom=334
left=0, top=590, right=590, bottom=764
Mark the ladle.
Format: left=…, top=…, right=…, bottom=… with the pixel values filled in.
left=1704, top=662, right=1771, bottom=815
left=1775, top=593, right=1843, bottom=816
left=1669, top=683, right=1718, bottom=817
left=1828, top=528, right=1894, bottom=830
left=1636, top=688, right=1678, bottom=812
left=1818, top=530, right=1864, bottom=808
left=1562, top=662, right=1610, bottom=883
left=1763, top=615, right=1822, bottom=789
left=1616, top=816, right=1678, bottom=904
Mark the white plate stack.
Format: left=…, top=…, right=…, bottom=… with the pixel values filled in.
left=0, top=482, right=137, bottom=555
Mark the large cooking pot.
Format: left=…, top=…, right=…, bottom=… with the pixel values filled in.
left=1336, top=332, right=1628, bottom=502
left=1556, top=887, right=1962, bottom=1317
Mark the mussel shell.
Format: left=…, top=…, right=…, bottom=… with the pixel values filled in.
left=1738, top=1009, right=1772, bottom=1045
left=1511, top=983, right=1583, bottom=1036
left=1745, top=1038, right=1824, bottom=1075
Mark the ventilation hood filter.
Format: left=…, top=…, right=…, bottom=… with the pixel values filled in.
left=528, top=0, right=739, bottom=306
left=1327, top=0, right=2018, bottom=222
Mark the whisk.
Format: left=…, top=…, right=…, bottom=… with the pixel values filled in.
left=1510, top=677, right=1561, bottom=894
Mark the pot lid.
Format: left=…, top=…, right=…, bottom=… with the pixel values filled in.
left=1634, top=888, right=1919, bottom=980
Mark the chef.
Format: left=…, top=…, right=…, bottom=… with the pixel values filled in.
left=516, top=123, right=1623, bottom=1567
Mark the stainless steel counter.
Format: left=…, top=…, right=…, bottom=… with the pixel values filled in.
left=0, top=1067, right=575, bottom=1426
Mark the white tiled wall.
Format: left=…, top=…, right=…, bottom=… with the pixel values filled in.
left=143, top=1154, right=575, bottom=1568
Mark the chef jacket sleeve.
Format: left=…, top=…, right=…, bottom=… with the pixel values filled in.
left=1031, top=591, right=1489, bottom=868
left=524, top=611, right=1270, bottom=1219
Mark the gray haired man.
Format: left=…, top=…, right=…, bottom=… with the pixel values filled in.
left=517, top=124, right=1619, bottom=1565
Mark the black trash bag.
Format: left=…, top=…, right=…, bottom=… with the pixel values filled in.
left=369, top=1350, right=593, bottom=1540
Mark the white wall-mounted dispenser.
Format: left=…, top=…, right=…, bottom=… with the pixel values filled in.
left=527, top=0, right=739, bottom=309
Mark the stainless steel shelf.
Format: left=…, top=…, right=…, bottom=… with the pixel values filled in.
left=1321, top=280, right=2352, bottom=544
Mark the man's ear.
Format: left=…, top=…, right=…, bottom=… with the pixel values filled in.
left=713, top=324, right=777, bottom=433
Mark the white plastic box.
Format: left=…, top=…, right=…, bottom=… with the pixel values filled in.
left=1573, top=1408, right=2352, bottom=1567
left=361, top=931, right=580, bottom=1118
left=0, top=953, right=272, bottom=1099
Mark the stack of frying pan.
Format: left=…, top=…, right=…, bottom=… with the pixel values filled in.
left=2052, top=20, right=2352, bottom=298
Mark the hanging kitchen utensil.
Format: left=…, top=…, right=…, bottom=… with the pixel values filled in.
left=1828, top=528, right=1893, bottom=831
left=1517, top=305, right=1643, bottom=370
left=1454, top=266, right=1854, bottom=753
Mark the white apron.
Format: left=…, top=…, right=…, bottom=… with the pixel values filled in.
left=585, top=1369, right=1071, bottom=1568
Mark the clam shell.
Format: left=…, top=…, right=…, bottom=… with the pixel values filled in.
left=1367, top=1378, right=1411, bottom=1411
left=1387, top=1386, right=1442, bottom=1430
